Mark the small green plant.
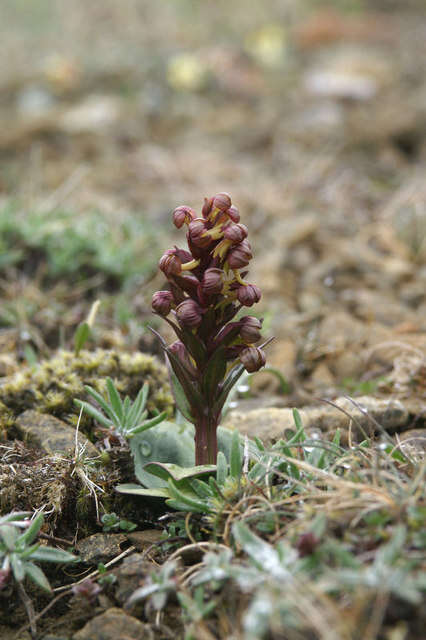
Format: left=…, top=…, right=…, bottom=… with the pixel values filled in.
left=0, top=511, right=78, bottom=635
left=0, top=511, right=77, bottom=592
left=100, top=512, right=137, bottom=533
left=75, top=378, right=167, bottom=444
left=151, top=193, right=271, bottom=465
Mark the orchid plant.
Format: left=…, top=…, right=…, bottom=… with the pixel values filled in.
left=151, top=192, right=269, bottom=466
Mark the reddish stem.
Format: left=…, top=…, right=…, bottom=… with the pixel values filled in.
left=194, top=411, right=219, bottom=465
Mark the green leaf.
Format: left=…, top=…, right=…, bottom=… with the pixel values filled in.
left=216, top=451, right=228, bottom=485
left=230, top=430, right=242, bottom=479
left=126, top=411, right=167, bottom=436
left=0, top=524, right=19, bottom=550
left=10, top=553, right=25, bottom=582
left=106, top=378, right=124, bottom=423
left=29, top=547, right=77, bottom=564
left=166, top=351, right=203, bottom=418
left=190, top=479, right=214, bottom=499
left=166, top=479, right=210, bottom=513
left=168, top=367, right=195, bottom=423
left=143, top=462, right=216, bottom=484
left=74, top=399, right=112, bottom=428
left=216, top=363, right=246, bottom=414
left=202, top=346, right=227, bottom=403
left=127, top=383, right=149, bottom=425
left=115, top=484, right=171, bottom=498
left=17, top=513, right=43, bottom=547
left=84, top=385, right=121, bottom=426
left=179, top=326, right=207, bottom=365
left=25, top=562, right=52, bottom=592
left=74, top=322, right=91, bottom=356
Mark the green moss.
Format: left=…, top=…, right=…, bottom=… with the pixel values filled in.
left=0, top=349, right=173, bottom=435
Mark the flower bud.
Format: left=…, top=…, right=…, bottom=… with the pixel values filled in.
left=227, top=239, right=252, bottom=269
left=169, top=340, right=197, bottom=376
left=72, top=578, right=102, bottom=603
left=212, top=192, right=232, bottom=212
left=227, top=205, right=240, bottom=223
left=240, top=346, right=266, bottom=373
left=240, top=315, right=262, bottom=343
left=176, top=298, right=203, bottom=328
left=202, top=196, right=214, bottom=218
left=152, top=290, right=173, bottom=316
left=223, top=223, right=248, bottom=244
left=237, top=283, right=261, bottom=306
left=173, top=205, right=196, bottom=228
left=202, top=268, right=224, bottom=295
left=0, top=569, right=10, bottom=591
left=188, top=219, right=211, bottom=248
left=159, top=250, right=182, bottom=277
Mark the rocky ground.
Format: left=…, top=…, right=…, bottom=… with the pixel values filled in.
left=0, top=1, right=424, bottom=638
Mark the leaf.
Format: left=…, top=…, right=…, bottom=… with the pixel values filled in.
left=29, top=547, right=77, bottom=564
left=106, top=378, right=124, bottom=423
left=127, top=383, right=149, bottom=425
left=179, top=326, right=207, bottom=364
left=115, top=484, right=171, bottom=498
left=25, top=562, right=52, bottom=592
left=83, top=385, right=121, bottom=426
left=232, top=522, right=287, bottom=579
left=216, top=363, right=246, bottom=414
left=166, top=479, right=210, bottom=513
left=17, top=512, right=43, bottom=547
left=168, top=366, right=195, bottom=423
left=0, top=524, right=19, bottom=550
left=230, top=430, right=242, bottom=479
left=74, top=322, right=91, bottom=356
left=126, top=411, right=167, bottom=436
left=74, top=399, right=112, bottom=428
left=165, top=351, right=203, bottom=417
left=143, top=462, right=216, bottom=484
left=10, top=553, right=25, bottom=582
left=202, top=346, right=227, bottom=403
left=216, top=451, right=228, bottom=486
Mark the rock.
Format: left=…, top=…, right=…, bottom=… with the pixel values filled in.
left=15, top=410, right=98, bottom=457
left=73, top=608, right=152, bottom=640
left=224, top=395, right=410, bottom=441
left=76, top=533, right=127, bottom=566
left=127, top=529, right=164, bottom=552
left=310, top=362, right=335, bottom=388
left=59, top=95, right=121, bottom=134
left=112, top=553, right=152, bottom=605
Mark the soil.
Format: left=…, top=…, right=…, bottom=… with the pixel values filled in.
left=0, top=1, right=424, bottom=638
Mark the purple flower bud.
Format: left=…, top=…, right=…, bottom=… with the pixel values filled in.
left=227, top=239, right=252, bottom=269
left=223, top=223, right=248, bottom=244
left=152, top=290, right=173, bottom=316
left=188, top=219, right=211, bottom=248
left=237, top=283, right=261, bottom=307
left=173, top=206, right=196, bottom=228
left=227, top=205, right=240, bottom=223
left=72, top=578, right=102, bottom=603
left=296, top=532, right=319, bottom=557
left=202, top=268, right=224, bottom=295
left=176, top=298, right=203, bottom=328
left=212, top=192, right=232, bottom=212
left=240, top=346, right=266, bottom=373
left=0, top=569, right=10, bottom=591
left=240, top=315, right=262, bottom=343
left=202, top=196, right=214, bottom=218
left=159, top=250, right=182, bottom=277
left=169, top=340, right=197, bottom=376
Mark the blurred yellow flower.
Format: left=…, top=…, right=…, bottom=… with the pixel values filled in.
left=245, top=24, right=287, bottom=67
left=167, top=53, right=207, bottom=91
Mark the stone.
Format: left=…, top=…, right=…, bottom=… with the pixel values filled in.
left=15, top=410, right=98, bottom=457
left=224, top=395, right=410, bottom=441
left=112, top=553, right=152, bottom=605
left=76, top=533, right=127, bottom=566
left=127, top=529, right=164, bottom=552
left=73, top=608, right=152, bottom=640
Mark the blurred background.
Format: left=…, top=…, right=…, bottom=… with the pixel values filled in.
left=0, top=0, right=425, bottom=405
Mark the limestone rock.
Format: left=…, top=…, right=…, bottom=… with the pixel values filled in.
left=224, top=395, right=410, bottom=441
left=73, top=608, right=152, bottom=640
left=76, top=533, right=127, bottom=566
left=15, top=410, right=98, bottom=456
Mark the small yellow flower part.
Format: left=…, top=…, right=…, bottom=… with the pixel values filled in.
left=180, top=258, right=200, bottom=271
